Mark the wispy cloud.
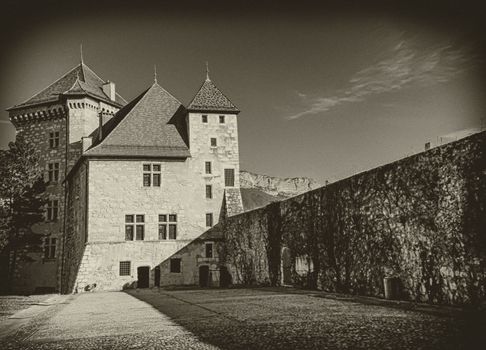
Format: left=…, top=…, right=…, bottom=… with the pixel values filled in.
left=287, top=39, right=472, bottom=120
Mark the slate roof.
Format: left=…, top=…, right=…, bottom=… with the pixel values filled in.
left=187, top=77, right=239, bottom=113
left=7, top=62, right=126, bottom=110
left=84, top=82, right=190, bottom=158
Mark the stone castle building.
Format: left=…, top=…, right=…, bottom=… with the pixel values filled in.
left=6, top=60, right=244, bottom=293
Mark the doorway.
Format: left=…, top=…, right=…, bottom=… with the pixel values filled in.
left=199, top=265, right=209, bottom=287
left=137, top=266, right=150, bottom=288
left=154, top=266, right=160, bottom=287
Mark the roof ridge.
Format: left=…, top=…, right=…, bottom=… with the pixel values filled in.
left=8, top=64, right=81, bottom=110
left=187, top=78, right=207, bottom=108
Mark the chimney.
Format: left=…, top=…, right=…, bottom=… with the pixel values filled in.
left=102, top=81, right=116, bottom=101
left=424, top=142, right=431, bottom=151
left=98, top=110, right=112, bottom=141
left=82, top=136, right=92, bottom=153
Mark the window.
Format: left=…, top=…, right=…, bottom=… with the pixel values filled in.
left=219, top=115, right=225, bottom=124
left=206, top=213, right=213, bottom=227
left=119, top=261, right=131, bottom=276
left=205, top=161, right=212, bottom=174
left=170, top=258, right=181, bottom=273
left=205, top=242, right=213, bottom=258
left=46, top=199, right=59, bottom=221
left=43, top=237, right=56, bottom=259
left=202, top=115, right=208, bottom=123
left=206, top=184, right=212, bottom=199
left=125, top=214, right=144, bottom=240
left=49, top=131, right=60, bottom=149
left=210, top=138, right=217, bottom=147
left=48, top=162, right=60, bottom=182
left=159, top=214, right=177, bottom=240
left=224, top=168, right=235, bottom=187
left=143, top=163, right=161, bottom=187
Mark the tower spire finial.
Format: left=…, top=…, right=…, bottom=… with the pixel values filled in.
left=80, top=44, right=84, bottom=64
left=206, top=61, right=210, bottom=81
left=154, top=64, right=157, bottom=84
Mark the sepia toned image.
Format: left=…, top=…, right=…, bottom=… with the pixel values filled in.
left=0, top=1, right=484, bottom=349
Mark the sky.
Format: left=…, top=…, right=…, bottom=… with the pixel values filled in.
left=0, top=1, right=485, bottom=183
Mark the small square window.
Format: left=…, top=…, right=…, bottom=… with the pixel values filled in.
left=125, top=215, right=134, bottom=223
left=170, top=258, right=181, bottom=273
left=205, top=161, right=212, bottom=174
left=120, top=261, right=131, bottom=276
left=159, top=214, right=167, bottom=222
left=153, top=164, right=161, bottom=172
left=210, top=138, right=217, bottom=147
left=219, top=115, right=225, bottom=123
left=202, top=115, right=208, bottom=123
left=169, top=214, right=177, bottom=222
left=206, top=213, right=213, bottom=227
left=136, top=215, right=144, bottom=223
left=143, top=164, right=151, bottom=171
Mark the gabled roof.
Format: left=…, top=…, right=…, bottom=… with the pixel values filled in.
left=84, top=82, right=190, bottom=158
left=7, top=62, right=126, bottom=110
left=187, top=77, right=239, bottom=113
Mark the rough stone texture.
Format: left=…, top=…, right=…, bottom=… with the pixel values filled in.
left=220, top=132, right=486, bottom=306
left=6, top=96, right=120, bottom=294
left=62, top=111, right=243, bottom=292
left=239, top=170, right=320, bottom=197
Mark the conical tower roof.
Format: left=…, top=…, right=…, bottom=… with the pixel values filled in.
left=187, top=75, right=239, bottom=113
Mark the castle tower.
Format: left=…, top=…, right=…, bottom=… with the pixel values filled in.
left=186, top=68, right=244, bottom=221
left=6, top=61, right=125, bottom=293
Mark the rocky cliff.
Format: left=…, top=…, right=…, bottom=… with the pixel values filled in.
left=239, top=170, right=320, bottom=198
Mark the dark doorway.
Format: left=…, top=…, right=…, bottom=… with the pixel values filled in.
left=220, top=266, right=232, bottom=288
left=137, top=266, right=150, bottom=288
left=282, top=247, right=292, bottom=285
left=199, top=265, right=209, bottom=287
left=154, top=266, right=160, bottom=287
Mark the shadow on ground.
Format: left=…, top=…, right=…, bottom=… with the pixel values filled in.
left=125, top=287, right=485, bottom=350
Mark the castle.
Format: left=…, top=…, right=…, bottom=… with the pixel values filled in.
left=6, top=59, right=244, bottom=293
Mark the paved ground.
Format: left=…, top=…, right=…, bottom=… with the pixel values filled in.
left=0, top=288, right=483, bottom=349
left=0, top=295, right=55, bottom=322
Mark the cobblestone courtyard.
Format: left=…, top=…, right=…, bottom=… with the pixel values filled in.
left=1, top=288, right=483, bottom=349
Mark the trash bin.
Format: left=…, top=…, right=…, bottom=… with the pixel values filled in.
left=383, top=277, right=400, bottom=300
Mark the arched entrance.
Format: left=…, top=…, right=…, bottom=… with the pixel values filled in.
left=199, top=265, right=210, bottom=287
left=281, top=247, right=292, bottom=285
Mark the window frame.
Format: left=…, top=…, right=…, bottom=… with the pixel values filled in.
left=219, top=115, right=225, bottom=124
left=46, top=199, right=59, bottom=222
left=125, top=214, right=144, bottom=241
left=159, top=214, right=177, bottom=240
left=143, top=163, right=161, bottom=187
left=119, top=261, right=131, bottom=276
left=205, top=242, right=214, bottom=258
left=48, top=162, right=60, bottom=182
left=205, top=184, right=213, bottom=199
left=205, top=161, right=212, bottom=174
left=224, top=168, right=235, bottom=187
left=210, top=138, right=217, bottom=147
left=43, top=237, right=57, bottom=260
left=170, top=258, right=181, bottom=273
left=206, top=213, right=213, bottom=227
left=202, top=115, right=208, bottom=123
left=49, top=131, right=60, bottom=149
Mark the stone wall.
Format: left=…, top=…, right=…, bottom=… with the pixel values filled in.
left=220, top=132, right=486, bottom=306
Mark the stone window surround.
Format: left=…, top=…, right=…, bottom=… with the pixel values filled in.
left=210, top=137, right=217, bottom=147
left=206, top=213, right=213, bottom=227
left=125, top=214, right=145, bottom=241
left=205, top=161, right=212, bottom=174
left=48, top=131, right=60, bottom=149
left=142, top=163, right=161, bottom=187
left=224, top=168, right=235, bottom=187
left=43, top=236, right=57, bottom=260
left=47, top=162, right=60, bottom=182
left=158, top=214, right=177, bottom=240
left=202, top=114, right=208, bottom=123
left=119, top=261, right=131, bottom=276
left=46, top=198, right=59, bottom=221
left=170, top=258, right=181, bottom=273
left=205, top=242, right=214, bottom=258
left=219, top=115, right=225, bottom=124
left=206, top=184, right=213, bottom=199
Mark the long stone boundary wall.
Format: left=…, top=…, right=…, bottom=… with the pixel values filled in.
left=218, top=131, right=485, bottom=306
